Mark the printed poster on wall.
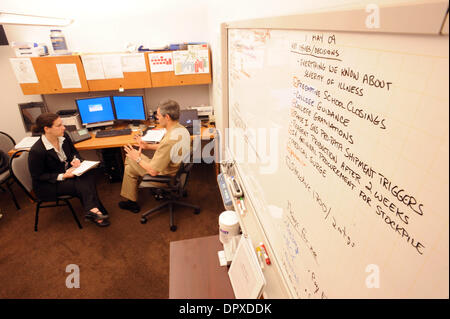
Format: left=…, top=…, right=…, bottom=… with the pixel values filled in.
left=9, top=58, right=38, bottom=83
left=56, top=64, right=81, bottom=88
left=148, top=52, right=174, bottom=72
left=173, top=49, right=209, bottom=75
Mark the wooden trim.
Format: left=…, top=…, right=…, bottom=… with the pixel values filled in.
left=441, top=12, right=449, bottom=35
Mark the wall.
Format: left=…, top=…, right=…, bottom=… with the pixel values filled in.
left=0, top=45, right=42, bottom=141
left=0, top=0, right=210, bottom=142
left=1, top=0, right=408, bottom=142
left=205, top=0, right=392, bottom=151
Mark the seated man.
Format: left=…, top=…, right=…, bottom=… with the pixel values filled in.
left=119, top=99, right=190, bottom=213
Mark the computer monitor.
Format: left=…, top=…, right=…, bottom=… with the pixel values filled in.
left=75, top=96, right=115, bottom=129
left=179, top=109, right=199, bottom=135
left=112, top=96, right=146, bottom=124
left=18, top=102, right=45, bottom=132
left=179, top=109, right=198, bottom=127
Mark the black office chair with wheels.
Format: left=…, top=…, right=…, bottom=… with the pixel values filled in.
left=139, top=157, right=200, bottom=232
left=0, top=131, right=20, bottom=209
left=9, top=150, right=82, bottom=231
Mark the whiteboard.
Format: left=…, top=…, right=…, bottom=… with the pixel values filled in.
left=226, top=26, right=449, bottom=298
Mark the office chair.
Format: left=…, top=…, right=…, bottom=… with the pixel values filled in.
left=0, top=131, right=20, bottom=209
left=139, top=156, right=200, bottom=232
left=9, top=150, right=82, bottom=231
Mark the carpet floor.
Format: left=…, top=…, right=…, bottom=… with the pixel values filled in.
left=0, top=163, right=223, bottom=299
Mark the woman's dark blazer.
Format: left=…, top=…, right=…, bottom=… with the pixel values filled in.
left=28, top=133, right=82, bottom=200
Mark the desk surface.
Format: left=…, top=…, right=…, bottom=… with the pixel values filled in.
left=8, top=123, right=216, bottom=155
left=76, top=123, right=216, bottom=151
left=169, top=235, right=235, bottom=299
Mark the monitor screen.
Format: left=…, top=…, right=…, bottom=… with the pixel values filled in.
left=179, top=109, right=199, bottom=127
left=112, top=96, right=146, bottom=121
left=75, top=97, right=115, bottom=127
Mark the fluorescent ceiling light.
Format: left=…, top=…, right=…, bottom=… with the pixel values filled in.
left=0, top=11, right=73, bottom=26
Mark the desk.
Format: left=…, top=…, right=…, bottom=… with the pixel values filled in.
left=8, top=123, right=217, bottom=155
left=169, top=235, right=235, bottom=299
left=75, top=123, right=216, bottom=151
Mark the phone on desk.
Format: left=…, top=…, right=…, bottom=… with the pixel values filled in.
left=67, top=128, right=91, bottom=144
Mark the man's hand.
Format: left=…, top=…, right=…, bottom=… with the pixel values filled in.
left=134, top=135, right=149, bottom=150
left=124, top=144, right=142, bottom=162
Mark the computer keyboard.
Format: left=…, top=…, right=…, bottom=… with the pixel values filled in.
left=95, top=128, right=132, bottom=138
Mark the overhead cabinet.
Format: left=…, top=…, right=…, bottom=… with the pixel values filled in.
left=11, top=48, right=212, bottom=95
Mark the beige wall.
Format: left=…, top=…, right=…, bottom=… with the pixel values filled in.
left=1, top=0, right=408, bottom=142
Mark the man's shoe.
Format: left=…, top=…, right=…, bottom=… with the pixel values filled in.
left=118, top=200, right=140, bottom=213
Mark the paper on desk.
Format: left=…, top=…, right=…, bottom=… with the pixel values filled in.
left=141, top=128, right=166, bottom=143
left=14, top=136, right=40, bottom=149
left=10, top=58, right=38, bottom=83
left=72, top=160, right=100, bottom=176
left=56, top=64, right=82, bottom=88
left=228, top=235, right=265, bottom=299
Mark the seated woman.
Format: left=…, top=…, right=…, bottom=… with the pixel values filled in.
left=28, top=113, right=110, bottom=227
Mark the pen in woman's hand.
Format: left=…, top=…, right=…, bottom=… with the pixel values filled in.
left=71, top=156, right=81, bottom=168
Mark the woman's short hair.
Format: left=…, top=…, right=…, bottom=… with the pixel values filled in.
left=159, top=99, right=180, bottom=121
left=31, top=113, right=59, bottom=134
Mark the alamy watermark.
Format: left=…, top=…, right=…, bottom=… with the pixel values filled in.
left=168, top=120, right=280, bottom=174
left=365, top=264, right=380, bottom=288
left=365, top=4, right=380, bottom=29
left=66, top=264, right=80, bottom=288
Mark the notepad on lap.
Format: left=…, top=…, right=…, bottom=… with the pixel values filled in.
left=72, top=160, right=100, bottom=176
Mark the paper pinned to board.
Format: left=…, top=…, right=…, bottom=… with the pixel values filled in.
left=122, top=53, right=147, bottom=72
left=9, top=58, right=39, bottom=83
left=101, top=54, right=123, bottom=79
left=81, top=55, right=105, bottom=80
left=56, top=64, right=82, bottom=88
left=148, top=52, right=174, bottom=72
left=173, top=49, right=209, bottom=75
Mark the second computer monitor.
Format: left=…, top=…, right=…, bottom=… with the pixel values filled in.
left=112, top=96, right=146, bottom=121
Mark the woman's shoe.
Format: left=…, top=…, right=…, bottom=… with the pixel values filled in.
left=84, top=212, right=110, bottom=227
left=86, top=217, right=110, bottom=227
left=93, top=219, right=110, bottom=227
left=85, top=211, right=108, bottom=220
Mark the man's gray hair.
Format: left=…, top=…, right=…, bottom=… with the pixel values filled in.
left=159, top=99, right=180, bottom=121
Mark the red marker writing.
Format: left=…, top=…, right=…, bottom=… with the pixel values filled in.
left=259, top=242, right=271, bottom=265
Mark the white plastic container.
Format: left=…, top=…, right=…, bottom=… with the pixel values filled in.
left=50, top=29, right=69, bottom=55
left=219, top=210, right=240, bottom=244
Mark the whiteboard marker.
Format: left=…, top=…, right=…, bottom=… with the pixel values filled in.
left=259, top=243, right=271, bottom=265
left=239, top=197, right=246, bottom=212
left=256, top=246, right=265, bottom=269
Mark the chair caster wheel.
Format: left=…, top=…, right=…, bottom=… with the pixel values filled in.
left=140, top=218, right=147, bottom=224
left=170, top=225, right=177, bottom=232
left=194, top=208, right=200, bottom=215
